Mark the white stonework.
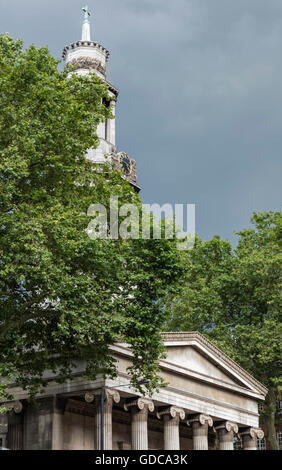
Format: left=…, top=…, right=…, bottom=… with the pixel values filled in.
left=214, top=421, right=239, bottom=450
left=157, top=406, right=185, bottom=450
left=2, top=332, right=267, bottom=450
left=62, top=11, right=140, bottom=191
left=124, top=398, right=154, bottom=450
left=0, top=13, right=267, bottom=451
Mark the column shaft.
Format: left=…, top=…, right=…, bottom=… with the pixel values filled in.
left=94, top=400, right=113, bottom=450
left=240, top=427, right=264, bottom=450
left=131, top=408, right=148, bottom=450
left=164, top=415, right=180, bottom=450
left=109, top=100, right=116, bottom=145
left=94, top=390, right=119, bottom=450
left=94, top=399, right=102, bottom=450
left=125, top=398, right=154, bottom=450
left=0, top=413, right=8, bottom=448
left=192, top=422, right=208, bottom=450
left=7, top=410, right=23, bottom=450
left=104, top=400, right=113, bottom=450
left=242, top=434, right=257, bottom=450
left=8, top=423, right=23, bottom=450
left=218, top=429, right=234, bottom=450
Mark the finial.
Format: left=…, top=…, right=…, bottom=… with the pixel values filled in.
left=82, top=5, right=91, bottom=22
left=81, top=5, right=91, bottom=41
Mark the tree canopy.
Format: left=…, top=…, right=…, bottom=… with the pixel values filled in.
left=165, top=211, right=282, bottom=449
left=0, top=35, right=185, bottom=401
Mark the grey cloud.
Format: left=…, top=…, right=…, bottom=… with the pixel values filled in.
left=1, top=0, right=281, bottom=243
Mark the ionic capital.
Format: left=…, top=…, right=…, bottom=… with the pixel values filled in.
left=7, top=400, right=23, bottom=414
left=124, top=397, right=154, bottom=413
left=105, top=389, right=120, bottom=405
left=84, top=391, right=95, bottom=403
left=187, top=413, right=213, bottom=427
left=214, top=421, right=239, bottom=434
left=84, top=388, right=120, bottom=406
left=157, top=406, right=185, bottom=421
left=240, top=427, right=264, bottom=440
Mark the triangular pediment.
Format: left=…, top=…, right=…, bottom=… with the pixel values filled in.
left=112, top=332, right=267, bottom=399
left=161, top=332, right=268, bottom=397
left=164, top=345, right=240, bottom=386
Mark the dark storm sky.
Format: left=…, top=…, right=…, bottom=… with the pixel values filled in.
left=1, top=0, right=281, bottom=244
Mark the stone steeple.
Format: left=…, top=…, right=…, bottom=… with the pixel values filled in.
left=62, top=7, right=140, bottom=191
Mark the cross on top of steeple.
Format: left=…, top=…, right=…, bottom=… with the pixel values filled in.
left=81, top=5, right=91, bottom=41
left=82, top=5, right=91, bottom=21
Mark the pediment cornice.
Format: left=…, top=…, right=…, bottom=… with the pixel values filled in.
left=112, top=332, right=268, bottom=398
left=161, top=332, right=268, bottom=396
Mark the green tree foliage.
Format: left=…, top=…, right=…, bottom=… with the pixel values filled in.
left=165, top=211, right=282, bottom=449
left=0, top=35, right=184, bottom=400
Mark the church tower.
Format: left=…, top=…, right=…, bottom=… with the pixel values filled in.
left=62, top=6, right=140, bottom=192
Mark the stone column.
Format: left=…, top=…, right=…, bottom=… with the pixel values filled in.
left=109, top=99, right=116, bottom=145
left=124, top=398, right=154, bottom=450
left=7, top=401, right=23, bottom=450
left=157, top=406, right=185, bottom=450
left=214, top=421, right=238, bottom=450
left=52, top=397, right=65, bottom=450
left=240, top=427, right=264, bottom=450
left=0, top=413, right=8, bottom=448
left=187, top=414, right=213, bottom=450
left=90, top=390, right=120, bottom=450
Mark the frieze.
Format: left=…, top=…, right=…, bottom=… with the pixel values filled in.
left=65, top=398, right=95, bottom=417
left=68, top=57, right=106, bottom=76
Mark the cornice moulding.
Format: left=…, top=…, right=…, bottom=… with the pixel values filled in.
left=161, top=332, right=268, bottom=396
left=62, top=41, right=110, bottom=60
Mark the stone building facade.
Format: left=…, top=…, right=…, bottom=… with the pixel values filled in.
left=0, top=11, right=267, bottom=451
left=62, top=6, right=140, bottom=192
left=0, top=332, right=267, bottom=450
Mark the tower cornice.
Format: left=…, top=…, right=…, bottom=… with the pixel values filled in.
left=60, top=8, right=140, bottom=191
left=62, top=41, right=110, bottom=61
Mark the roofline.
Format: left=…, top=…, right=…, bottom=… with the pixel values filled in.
left=161, top=332, right=268, bottom=396
left=62, top=41, right=110, bottom=61
left=106, top=81, right=119, bottom=97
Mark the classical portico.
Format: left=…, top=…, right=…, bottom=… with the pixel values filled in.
left=2, top=332, right=267, bottom=450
